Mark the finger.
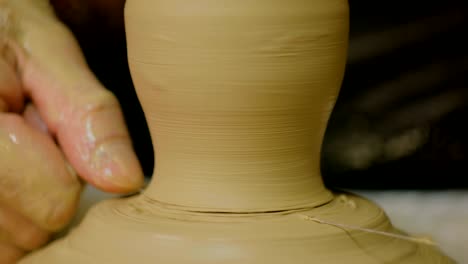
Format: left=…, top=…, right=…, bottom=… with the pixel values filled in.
left=22, top=103, right=83, bottom=202
left=10, top=5, right=144, bottom=193
left=0, top=242, right=24, bottom=264
left=23, top=103, right=49, bottom=136
left=0, top=113, right=81, bottom=231
left=0, top=42, right=23, bottom=112
left=0, top=202, right=50, bottom=251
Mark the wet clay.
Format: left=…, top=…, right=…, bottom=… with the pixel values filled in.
left=21, top=0, right=454, bottom=263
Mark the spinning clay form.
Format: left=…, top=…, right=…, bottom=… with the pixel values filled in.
left=21, top=0, right=454, bottom=263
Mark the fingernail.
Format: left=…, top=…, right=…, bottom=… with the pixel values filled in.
left=93, top=141, right=144, bottom=193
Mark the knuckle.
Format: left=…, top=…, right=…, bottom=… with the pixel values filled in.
left=15, top=225, right=49, bottom=251
left=0, top=242, right=24, bottom=264
left=84, top=89, right=120, bottom=111
left=16, top=184, right=80, bottom=232
left=80, top=90, right=129, bottom=143
left=41, top=188, right=80, bottom=231
left=0, top=174, right=22, bottom=201
left=78, top=89, right=122, bottom=124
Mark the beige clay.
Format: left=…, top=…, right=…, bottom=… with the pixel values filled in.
left=21, top=0, right=454, bottom=263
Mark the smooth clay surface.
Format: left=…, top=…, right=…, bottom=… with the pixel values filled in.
left=21, top=0, right=454, bottom=263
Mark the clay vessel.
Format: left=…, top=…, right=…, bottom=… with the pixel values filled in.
left=21, top=0, right=454, bottom=263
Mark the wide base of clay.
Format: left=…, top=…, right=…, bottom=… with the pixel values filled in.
left=21, top=193, right=454, bottom=264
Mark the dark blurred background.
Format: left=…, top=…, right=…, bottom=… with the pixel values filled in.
left=51, top=0, right=468, bottom=189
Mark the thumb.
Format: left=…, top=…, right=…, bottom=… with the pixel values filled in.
left=10, top=1, right=144, bottom=193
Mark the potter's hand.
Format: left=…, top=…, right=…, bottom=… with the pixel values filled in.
left=0, top=0, right=144, bottom=262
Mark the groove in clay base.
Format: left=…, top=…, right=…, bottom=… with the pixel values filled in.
left=20, top=192, right=454, bottom=264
